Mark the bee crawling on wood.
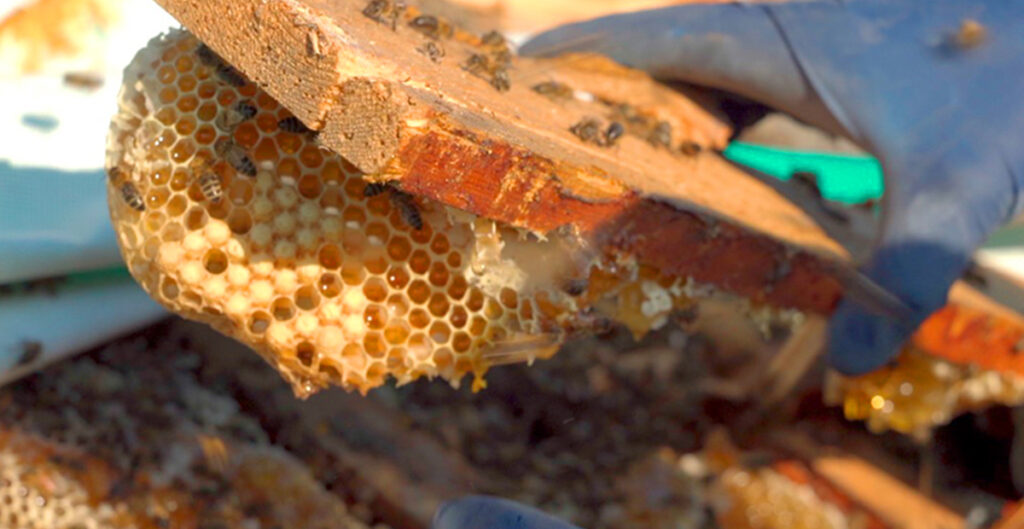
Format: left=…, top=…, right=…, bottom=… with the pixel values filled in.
left=490, top=68, right=510, bottom=92
left=196, top=44, right=246, bottom=87
left=198, top=172, right=224, bottom=204
left=648, top=120, right=672, bottom=149
left=214, top=138, right=257, bottom=177
left=463, top=53, right=510, bottom=92
left=679, top=140, right=703, bottom=156
left=615, top=103, right=644, bottom=125
left=215, top=100, right=257, bottom=132
left=463, top=53, right=492, bottom=76
left=481, top=30, right=512, bottom=67
left=481, top=30, right=507, bottom=49
left=362, top=0, right=404, bottom=30
left=570, top=118, right=603, bottom=144
left=16, top=340, right=43, bottom=366
left=532, top=81, right=573, bottom=100
left=417, top=41, right=445, bottom=63
left=408, top=14, right=452, bottom=40
left=604, top=122, right=625, bottom=146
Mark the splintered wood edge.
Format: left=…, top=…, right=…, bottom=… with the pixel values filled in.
left=150, top=0, right=1024, bottom=374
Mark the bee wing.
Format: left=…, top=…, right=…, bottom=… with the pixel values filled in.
left=481, top=332, right=562, bottom=366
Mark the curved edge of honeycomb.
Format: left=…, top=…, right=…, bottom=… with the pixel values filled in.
left=105, top=29, right=813, bottom=397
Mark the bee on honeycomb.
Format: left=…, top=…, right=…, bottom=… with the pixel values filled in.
left=106, top=30, right=582, bottom=395
left=105, top=30, right=785, bottom=397
left=199, top=172, right=224, bottom=203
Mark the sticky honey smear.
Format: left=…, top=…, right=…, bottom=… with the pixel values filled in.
left=825, top=347, right=1024, bottom=441
left=106, top=30, right=794, bottom=396
left=826, top=303, right=1024, bottom=440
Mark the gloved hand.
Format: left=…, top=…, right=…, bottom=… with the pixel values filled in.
left=520, top=0, right=1024, bottom=375
left=433, top=496, right=581, bottom=529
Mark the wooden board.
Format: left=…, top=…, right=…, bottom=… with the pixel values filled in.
left=147, top=0, right=1024, bottom=384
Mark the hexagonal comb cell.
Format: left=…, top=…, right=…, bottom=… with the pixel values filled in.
left=105, top=30, right=751, bottom=396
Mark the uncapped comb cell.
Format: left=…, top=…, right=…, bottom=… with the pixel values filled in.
left=106, top=30, right=798, bottom=396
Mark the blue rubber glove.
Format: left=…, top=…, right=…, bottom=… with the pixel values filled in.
left=520, top=0, right=1024, bottom=375
left=433, top=496, right=581, bottom=529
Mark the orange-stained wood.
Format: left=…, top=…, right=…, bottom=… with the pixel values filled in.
left=913, top=303, right=1024, bottom=377
left=152, top=0, right=851, bottom=316
left=772, top=459, right=889, bottom=529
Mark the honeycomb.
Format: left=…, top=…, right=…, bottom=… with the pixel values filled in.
left=826, top=303, right=1024, bottom=439
left=825, top=347, right=1024, bottom=440
left=0, top=333, right=376, bottom=529
left=104, top=29, right=765, bottom=396
left=701, top=433, right=885, bottom=529
left=0, top=431, right=121, bottom=529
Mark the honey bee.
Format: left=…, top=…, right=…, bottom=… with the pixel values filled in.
left=363, top=182, right=389, bottom=197
left=481, top=30, right=507, bottom=48
left=278, top=116, right=313, bottom=135
left=490, top=68, right=510, bottom=92
left=63, top=71, right=103, bottom=91
left=120, top=182, right=146, bottom=211
left=408, top=15, right=452, bottom=40
left=532, top=81, right=573, bottom=100
left=648, top=121, right=672, bottom=148
left=197, top=434, right=230, bottom=473
left=392, top=192, right=423, bottom=230
left=196, top=43, right=217, bottom=64
left=463, top=53, right=492, bottom=76
left=604, top=122, right=625, bottom=146
left=198, top=172, right=224, bottom=203
left=196, top=44, right=246, bottom=87
left=364, top=182, right=422, bottom=229
left=16, top=340, right=42, bottom=366
left=679, top=140, right=703, bottom=156
left=570, top=118, right=603, bottom=144
left=463, top=53, right=510, bottom=92
left=615, top=103, right=642, bottom=124
left=214, top=138, right=257, bottom=177
left=417, top=41, right=445, bottom=62
left=109, top=166, right=145, bottom=210
left=215, top=100, right=257, bottom=132
left=362, top=0, right=404, bottom=30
